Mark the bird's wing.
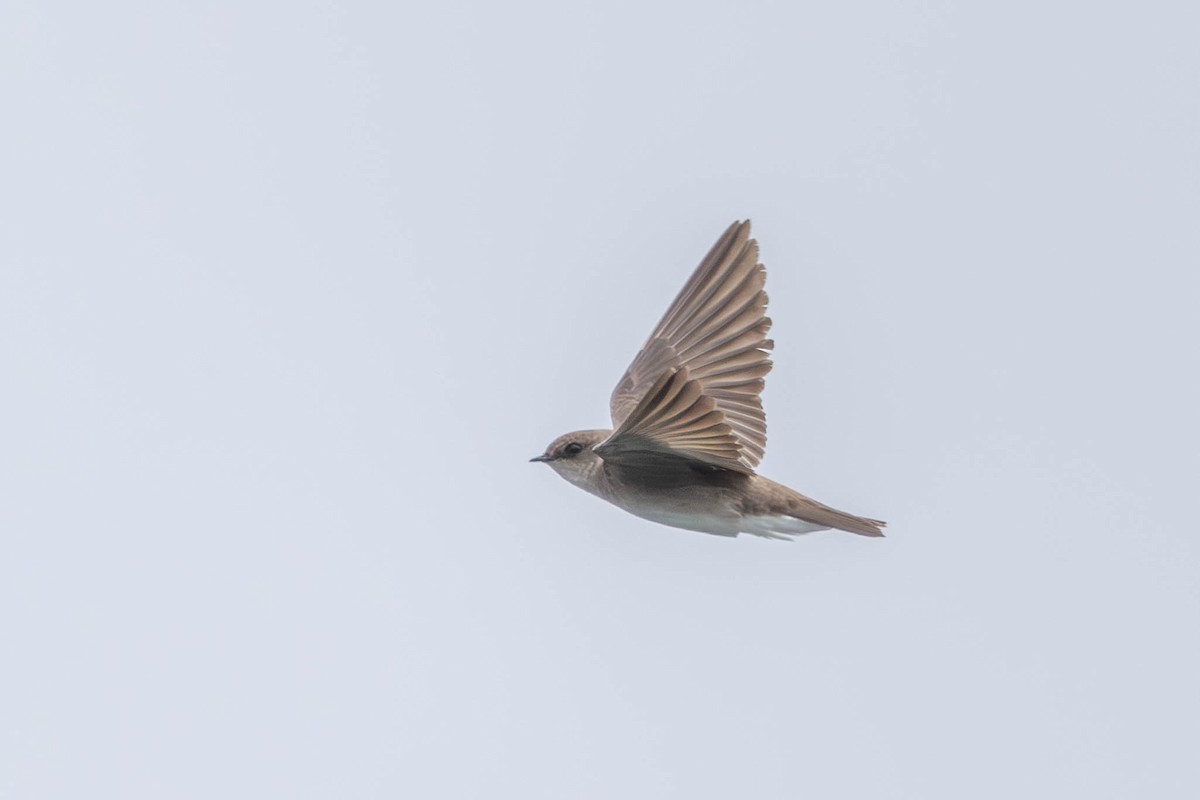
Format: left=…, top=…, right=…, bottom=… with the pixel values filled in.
left=599, top=220, right=773, bottom=473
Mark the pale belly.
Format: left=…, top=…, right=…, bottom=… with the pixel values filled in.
left=609, top=487, right=829, bottom=540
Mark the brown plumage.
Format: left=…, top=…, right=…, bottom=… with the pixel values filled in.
left=608, top=222, right=772, bottom=471
left=532, top=221, right=885, bottom=540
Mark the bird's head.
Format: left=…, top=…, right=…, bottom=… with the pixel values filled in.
left=530, top=429, right=611, bottom=487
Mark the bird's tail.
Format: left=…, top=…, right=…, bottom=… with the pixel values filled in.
left=755, top=477, right=887, bottom=538
left=800, top=503, right=887, bottom=537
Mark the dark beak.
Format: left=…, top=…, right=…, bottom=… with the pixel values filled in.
left=529, top=454, right=551, bottom=463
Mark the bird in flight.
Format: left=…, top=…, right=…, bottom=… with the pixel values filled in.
left=531, top=221, right=885, bottom=540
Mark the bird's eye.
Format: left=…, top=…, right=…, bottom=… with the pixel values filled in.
left=563, top=442, right=584, bottom=456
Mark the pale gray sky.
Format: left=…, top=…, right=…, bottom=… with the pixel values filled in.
left=3, top=1, right=1198, bottom=798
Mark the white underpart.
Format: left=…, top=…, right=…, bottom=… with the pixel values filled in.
left=630, top=508, right=829, bottom=540
left=738, top=515, right=830, bottom=540
left=631, top=509, right=740, bottom=536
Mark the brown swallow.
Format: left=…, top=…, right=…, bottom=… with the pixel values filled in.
left=531, top=221, right=885, bottom=540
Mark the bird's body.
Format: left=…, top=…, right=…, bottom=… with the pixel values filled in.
left=532, top=221, right=885, bottom=540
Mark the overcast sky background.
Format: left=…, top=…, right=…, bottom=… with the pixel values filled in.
left=3, top=1, right=1198, bottom=798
